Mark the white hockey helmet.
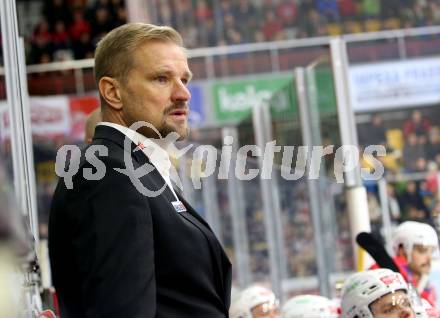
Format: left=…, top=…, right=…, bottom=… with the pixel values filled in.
left=229, top=285, right=278, bottom=318
left=281, top=294, right=339, bottom=318
left=341, top=269, right=409, bottom=318
left=392, top=221, right=439, bottom=262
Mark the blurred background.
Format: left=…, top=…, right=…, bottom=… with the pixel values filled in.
left=2, top=0, right=440, bottom=315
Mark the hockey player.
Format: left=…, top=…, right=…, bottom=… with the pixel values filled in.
left=229, top=285, right=279, bottom=318
left=391, top=221, right=439, bottom=306
left=341, top=269, right=415, bottom=318
left=281, top=294, right=340, bottom=318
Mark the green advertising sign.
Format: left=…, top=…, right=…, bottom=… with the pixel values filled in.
left=213, top=75, right=295, bottom=122
left=212, top=70, right=336, bottom=123
left=313, top=67, right=338, bottom=115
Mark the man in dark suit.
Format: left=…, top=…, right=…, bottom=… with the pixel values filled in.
left=49, top=23, right=231, bottom=318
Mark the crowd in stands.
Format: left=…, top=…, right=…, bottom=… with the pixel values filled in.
left=359, top=109, right=440, bottom=236
left=28, top=0, right=440, bottom=64
left=159, top=0, right=440, bottom=48
left=29, top=0, right=127, bottom=64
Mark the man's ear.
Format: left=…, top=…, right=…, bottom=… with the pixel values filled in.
left=98, top=76, right=123, bottom=110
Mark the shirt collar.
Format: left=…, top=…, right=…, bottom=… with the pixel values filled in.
left=98, top=122, right=172, bottom=177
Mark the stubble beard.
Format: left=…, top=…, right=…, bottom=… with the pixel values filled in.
left=127, top=100, right=190, bottom=140
left=159, top=102, right=190, bottom=140
left=159, top=119, right=189, bottom=141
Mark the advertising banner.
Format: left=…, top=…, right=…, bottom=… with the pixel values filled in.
left=212, top=70, right=336, bottom=123
left=212, top=75, right=294, bottom=122
left=349, top=57, right=440, bottom=112
left=0, top=96, right=71, bottom=139
left=0, top=95, right=98, bottom=140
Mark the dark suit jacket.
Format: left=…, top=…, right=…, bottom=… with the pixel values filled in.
left=49, top=125, right=231, bottom=318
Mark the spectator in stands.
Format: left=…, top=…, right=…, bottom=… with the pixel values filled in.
left=30, top=20, right=53, bottom=64
left=298, top=0, right=315, bottom=15
left=51, top=21, right=70, bottom=53
left=315, top=0, right=339, bottom=22
left=218, top=0, right=235, bottom=22
left=39, top=0, right=124, bottom=64
left=181, top=24, right=199, bottom=48
left=253, top=30, right=265, bottom=43
left=338, top=0, right=358, bottom=21
left=222, top=13, right=243, bottom=45
left=235, top=0, right=259, bottom=42
left=414, top=157, right=428, bottom=173
left=403, top=133, right=426, bottom=172
left=69, top=9, right=91, bottom=42
left=424, top=162, right=439, bottom=199
left=297, top=8, right=325, bottom=38
left=198, top=17, right=217, bottom=47
left=367, top=191, right=382, bottom=238
left=427, top=128, right=440, bottom=163
left=387, top=184, right=402, bottom=223
left=175, top=0, right=194, bottom=29
left=276, top=0, right=297, bottom=28
left=194, top=0, right=216, bottom=47
left=381, top=0, right=402, bottom=19
left=261, top=11, right=283, bottom=41
left=72, top=31, right=94, bottom=59
left=431, top=201, right=440, bottom=228
left=28, top=0, right=440, bottom=66
left=90, top=0, right=110, bottom=12
left=43, top=0, right=72, bottom=30
left=360, top=114, right=387, bottom=147
left=113, top=5, right=127, bottom=28
left=420, top=179, right=436, bottom=211
left=108, top=0, right=125, bottom=20
left=429, top=1, right=440, bottom=25
left=260, top=0, right=275, bottom=14
left=398, top=181, right=430, bottom=223
left=403, top=110, right=431, bottom=139
left=157, top=0, right=175, bottom=27
left=361, top=0, right=381, bottom=20
left=90, top=6, right=113, bottom=44
left=434, top=153, right=440, bottom=171
left=39, top=53, right=52, bottom=64
left=415, top=1, right=430, bottom=26
left=195, top=0, right=213, bottom=27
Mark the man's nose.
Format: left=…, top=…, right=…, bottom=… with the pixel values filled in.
left=427, top=252, right=432, bottom=261
left=172, top=81, right=191, bottom=102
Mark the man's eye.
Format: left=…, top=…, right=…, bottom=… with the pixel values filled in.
left=402, top=299, right=411, bottom=308
left=383, top=307, right=394, bottom=314
left=156, top=76, right=168, bottom=83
